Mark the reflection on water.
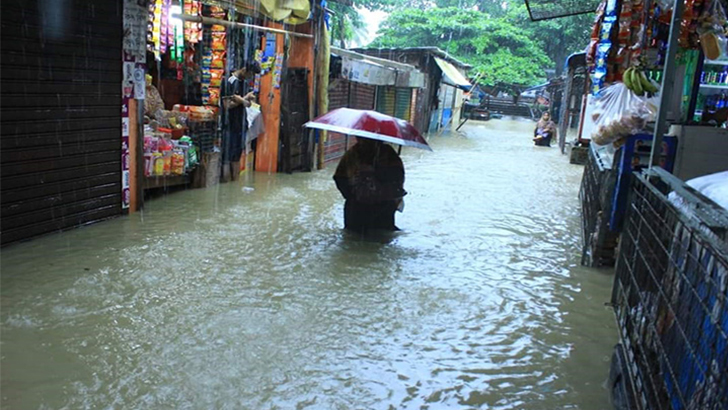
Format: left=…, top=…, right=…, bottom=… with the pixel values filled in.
left=1, top=119, right=616, bottom=409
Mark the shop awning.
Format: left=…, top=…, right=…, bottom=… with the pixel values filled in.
left=434, top=57, right=471, bottom=90
left=332, top=47, right=425, bottom=88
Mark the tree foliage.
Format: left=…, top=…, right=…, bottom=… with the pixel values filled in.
left=360, top=0, right=593, bottom=84
left=503, top=3, right=592, bottom=75
left=370, top=7, right=552, bottom=86
left=328, top=2, right=367, bottom=46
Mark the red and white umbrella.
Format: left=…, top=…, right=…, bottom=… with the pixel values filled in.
left=304, top=108, right=432, bottom=151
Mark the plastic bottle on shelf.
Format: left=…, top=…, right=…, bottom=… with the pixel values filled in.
left=716, top=94, right=726, bottom=110
left=705, top=95, right=717, bottom=114
left=719, top=68, right=728, bottom=85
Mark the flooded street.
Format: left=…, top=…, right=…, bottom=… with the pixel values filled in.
left=1, top=119, right=617, bottom=409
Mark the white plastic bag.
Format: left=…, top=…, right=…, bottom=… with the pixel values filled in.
left=589, top=82, right=658, bottom=146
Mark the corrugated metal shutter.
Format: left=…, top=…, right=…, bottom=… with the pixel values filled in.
left=324, top=79, right=351, bottom=166
left=409, top=89, right=418, bottom=126
left=376, top=86, right=395, bottom=116
left=351, top=82, right=375, bottom=110
left=395, top=88, right=412, bottom=121
left=1, top=0, right=123, bottom=246
left=328, top=79, right=349, bottom=110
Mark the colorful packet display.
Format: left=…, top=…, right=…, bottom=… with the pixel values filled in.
left=211, top=33, right=226, bottom=51
left=604, top=0, right=619, bottom=19
left=254, top=74, right=261, bottom=93
left=208, top=88, right=220, bottom=106
left=183, top=1, right=202, bottom=43
left=210, top=6, right=226, bottom=18
left=199, top=7, right=226, bottom=108
left=160, top=0, right=170, bottom=54
left=209, top=69, right=224, bottom=87
left=211, top=51, right=226, bottom=68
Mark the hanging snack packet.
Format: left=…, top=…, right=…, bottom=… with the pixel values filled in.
left=698, top=0, right=728, bottom=60
left=211, top=51, right=226, bottom=69
left=209, top=69, right=224, bottom=87
left=208, top=88, right=220, bottom=106
left=212, top=32, right=226, bottom=51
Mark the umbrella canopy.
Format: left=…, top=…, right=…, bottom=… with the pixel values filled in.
left=304, top=108, right=432, bottom=151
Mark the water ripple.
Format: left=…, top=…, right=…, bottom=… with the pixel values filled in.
left=1, top=120, right=616, bottom=410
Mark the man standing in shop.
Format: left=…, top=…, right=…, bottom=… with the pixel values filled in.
left=221, top=62, right=261, bottom=182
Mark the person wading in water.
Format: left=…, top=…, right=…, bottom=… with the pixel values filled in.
left=533, top=111, right=557, bottom=147
left=334, top=138, right=406, bottom=233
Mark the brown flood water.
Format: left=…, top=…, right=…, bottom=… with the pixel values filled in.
left=1, top=119, right=617, bottom=409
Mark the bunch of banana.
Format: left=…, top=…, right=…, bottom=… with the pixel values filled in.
left=623, top=66, right=660, bottom=96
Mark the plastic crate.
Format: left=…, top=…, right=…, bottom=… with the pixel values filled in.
left=611, top=168, right=728, bottom=409
left=188, top=120, right=218, bottom=153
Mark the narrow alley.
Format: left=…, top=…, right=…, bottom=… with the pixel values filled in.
left=1, top=119, right=617, bottom=409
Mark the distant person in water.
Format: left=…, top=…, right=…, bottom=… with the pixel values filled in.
left=334, top=137, right=406, bottom=233
left=533, top=112, right=557, bottom=147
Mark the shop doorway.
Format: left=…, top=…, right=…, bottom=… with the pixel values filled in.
left=279, top=68, right=311, bottom=173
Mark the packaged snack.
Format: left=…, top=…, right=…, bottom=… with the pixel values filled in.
left=209, top=69, right=224, bottom=87
left=212, top=51, right=225, bottom=69
left=163, top=152, right=172, bottom=175
left=208, top=88, right=220, bottom=106
left=202, top=54, right=213, bottom=68
left=212, top=33, right=226, bottom=51
left=600, top=20, right=616, bottom=43
left=210, top=6, right=226, bottom=18
left=172, top=150, right=185, bottom=175
left=605, top=0, right=619, bottom=18
left=153, top=152, right=164, bottom=176
left=144, top=153, right=154, bottom=176
left=595, top=43, right=613, bottom=69
left=201, top=72, right=212, bottom=85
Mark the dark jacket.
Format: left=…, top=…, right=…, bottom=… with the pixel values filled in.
left=334, top=140, right=405, bottom=232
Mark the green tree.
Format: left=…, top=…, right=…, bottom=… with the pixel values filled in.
left=360, top=0, right=593, bottom=77
left=328, top=2, right=367, bottom=47
left=370, top=7, right=552, bottom=86
left=504, top=2, right=592, bottom=76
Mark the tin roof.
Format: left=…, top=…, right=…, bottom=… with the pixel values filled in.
left=349, top=47, right=473, bottom=70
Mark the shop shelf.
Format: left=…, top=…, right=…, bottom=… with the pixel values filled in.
left=704, top=59, right=728, bottom=66
left=699, top=83, right=728, bottom=90
left=144, top=174, right=191, bottom=190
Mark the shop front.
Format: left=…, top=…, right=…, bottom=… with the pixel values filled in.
left=350, top=47, right=472, bottom=134
left=570, top=0, right=728, bottom=407
left=322, top=47, right=424, bottom=167
left=1, top=0, right=124, bottom=246
left=117, top=0, right=320, bottom=210
left=579, top=0, right=728, bottom=267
